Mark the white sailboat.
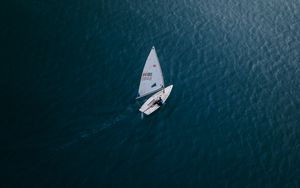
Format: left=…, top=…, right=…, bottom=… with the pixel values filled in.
left=137, top=46, right=173, bottom=115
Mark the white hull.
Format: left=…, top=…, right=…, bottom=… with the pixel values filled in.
left=139, top=85, right=173, bottom=115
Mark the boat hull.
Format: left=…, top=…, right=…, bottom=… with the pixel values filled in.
left=139, top=85, right=173, bottom=115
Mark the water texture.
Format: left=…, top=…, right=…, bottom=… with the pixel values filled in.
left=2, top=0, right=300, bottom=187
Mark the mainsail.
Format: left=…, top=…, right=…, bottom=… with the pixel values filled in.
left=137, top=46, right=164, bottom=98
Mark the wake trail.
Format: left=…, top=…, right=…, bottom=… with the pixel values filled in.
left=55, top=106, right=136, bottom=151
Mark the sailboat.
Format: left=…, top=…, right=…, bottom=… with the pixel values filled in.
left=136, top=46, right=173, bottom=115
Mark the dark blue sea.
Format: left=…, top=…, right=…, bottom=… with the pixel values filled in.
left=2, top=0, right=300, bottom=187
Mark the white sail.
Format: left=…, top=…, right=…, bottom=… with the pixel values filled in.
left=137, top=46, right=164, bottom=98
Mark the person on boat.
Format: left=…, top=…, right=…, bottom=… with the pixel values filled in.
left=154, top=97, right=163, bottom=106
